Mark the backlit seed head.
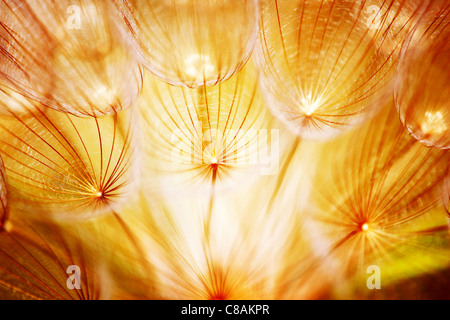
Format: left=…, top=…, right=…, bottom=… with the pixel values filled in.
left=115, top=0, right=259, bottom=88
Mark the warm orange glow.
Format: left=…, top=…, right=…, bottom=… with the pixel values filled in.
left=0, top=0, right=449, bottom=301
left=362, top=223, right=370, bottom=232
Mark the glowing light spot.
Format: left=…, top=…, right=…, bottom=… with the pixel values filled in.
left=184, top=54, right=215, bottom=78
left=0, top=88, right=34, bottom=114
left=361, top=223, right=369, bottom=232
left=3, top=221, right=12, bottom=233
left=210, top=157, right=218, bottom=165
left=93, top=85, right=116, bottom=105
left=422, top=111, right=447, bottom=135
left=300, top=94, right=321, bottom=116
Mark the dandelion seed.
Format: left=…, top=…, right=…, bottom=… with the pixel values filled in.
left=0, top=106, right=138, bottom=218
left=395, top=2, right=450, bottom=149
left=0, top=0, right=142, bottom=117
left=114, top=0, right=258, bottom=87
left=0, top=218, right=106, bottom=299
left=0, top=0, right=449, bottom=301
left=308, top=102, right=450, bottom=278
left=254, top=0, right=415, bottom=139
left=139, top=63, right=279, bottom=196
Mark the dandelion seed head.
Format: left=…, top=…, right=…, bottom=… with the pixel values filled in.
left=255, top=0, right=397, bottom=139
left=140, top=62, right=276, bottom=195
left=116, top=0, right=258, bottom=87
left=0, top=106, right=137, bottom=218
left=1, top=0, right=449, bottom=301
left=309, top=103, right=450, bottom=275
